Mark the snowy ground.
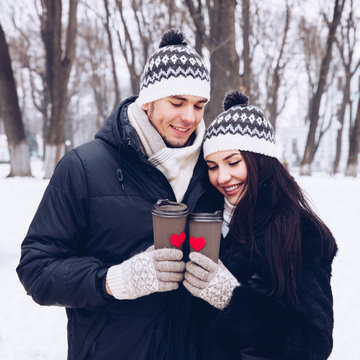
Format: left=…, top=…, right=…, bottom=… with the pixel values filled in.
left=0, top=162, right=359, bottom=359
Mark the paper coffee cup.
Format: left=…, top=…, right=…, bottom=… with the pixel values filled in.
left=188, top=210, right=223, bottom=262
left=152, top=199, right=188, bottom=249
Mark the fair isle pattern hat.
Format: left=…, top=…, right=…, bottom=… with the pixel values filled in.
left=203, top=91, right=277, bottom=158
left=137, top=29, right=210, bottom=105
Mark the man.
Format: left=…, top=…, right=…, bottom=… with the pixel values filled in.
left=17, top=29, right=222, bottom=359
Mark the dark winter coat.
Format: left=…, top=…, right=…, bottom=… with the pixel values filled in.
left=205, top=182, right=337, bottom=360
left=16, top=96, right=223, bottom=360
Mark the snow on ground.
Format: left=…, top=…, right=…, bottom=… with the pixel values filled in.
left=0, top=162, right=359, bottom=359
left=0, top=162, right=66, bottom=360
left=295, top=173, right=360, bottom=360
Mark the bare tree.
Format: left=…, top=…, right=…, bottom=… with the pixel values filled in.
left=298, top=17, right=324, bottom=125
left=78, top=17, right=111, bottom=128
left=240, top=0, right=252, bottom=96
left=313, top=77, right=337, bottom=157
left=103, top=0, right=121, bottom=107
left=113, top=0, right=191, bottom=96
left=185, top=0, right=239, bottom=125
left=238, top=1, right=266, bottom=105
left=206, top=0, right=239, bottom=124
left=345, top=76, right=360, bottom=176
left=115, top=0, right=142, bottom=94
left=114, top=0, right=170, bottom=95
left=40, top=0, right=79, bottom=178
left=333, top=0, right=360, bottom=173
left=9, top=9, right=49, bottom=158
left=0, top=23, right=31, bottom=176
left=300, top=0, right=345, bottom=175
left=264, top=3, right=292, bottom=130
left=185, top=0, right=209, bottom=56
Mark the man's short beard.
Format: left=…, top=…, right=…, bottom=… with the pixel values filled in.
left=163, top=132, right=196, bottom=148
left=163, top=138, right=178, bottom=148
left=163, top=137, right=183, bottom=148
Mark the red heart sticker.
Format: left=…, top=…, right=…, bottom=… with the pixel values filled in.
left=170, top=232, right=186, bottom=248
left=189, top=236, right=206, bottom=252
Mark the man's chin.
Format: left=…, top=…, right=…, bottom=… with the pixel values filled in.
left=163, top=133, right=195, bottom=148
left=163, top=137, right=189, bottom=148
left=164, top=140, right=187, bottom=148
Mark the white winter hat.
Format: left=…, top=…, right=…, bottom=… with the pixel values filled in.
left=137, top=29, right=210, bottom=105
left=203, top=91, right=277, bottom=159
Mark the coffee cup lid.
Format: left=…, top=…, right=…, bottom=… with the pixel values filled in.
left=189, top=210, right=223, bottom=222
left=152, top=199, right=188, bottom=217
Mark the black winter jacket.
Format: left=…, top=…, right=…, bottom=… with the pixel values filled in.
left=16, top=96, right=223, bottom=360
left=206, top=183, right=337, bottom=360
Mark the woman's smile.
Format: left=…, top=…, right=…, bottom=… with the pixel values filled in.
left=206, top=150, right=248, bottom=205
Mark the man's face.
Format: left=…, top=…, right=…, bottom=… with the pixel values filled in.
left=142, top=95, right=207, bottom=148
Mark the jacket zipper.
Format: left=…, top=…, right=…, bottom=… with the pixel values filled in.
left=100, top=139, right=176, bottom=202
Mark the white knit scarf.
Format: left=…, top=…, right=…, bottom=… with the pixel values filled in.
left=223, top=197, right=235, bottom=224
left=128, top=100, right=205, bottom=202
left=222, top=197, right=235, bottom=237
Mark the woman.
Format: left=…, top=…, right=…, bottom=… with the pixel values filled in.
left=183, top=91, right=337, bottom=360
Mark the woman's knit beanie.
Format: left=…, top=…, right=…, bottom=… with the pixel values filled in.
left=203, top=91, right=277, bottom=158
left=137, top=29, right=210, bottom=105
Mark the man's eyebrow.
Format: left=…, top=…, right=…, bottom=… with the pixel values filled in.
left=172, top=96, right=207, bottom=103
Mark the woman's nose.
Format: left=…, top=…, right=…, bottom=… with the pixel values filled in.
left=217, top=167, right=231, bottom=184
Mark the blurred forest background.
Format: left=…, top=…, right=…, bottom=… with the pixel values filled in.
left=0, top=0, right=359, bottom=179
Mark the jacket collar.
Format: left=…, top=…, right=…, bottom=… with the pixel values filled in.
left=95, top=96, right=142, bottom=155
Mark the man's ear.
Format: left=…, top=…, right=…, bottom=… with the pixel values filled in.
left=141, top=103, right=149, bottom=112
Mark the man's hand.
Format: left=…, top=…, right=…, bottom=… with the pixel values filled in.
left=183, top=252, right=239, bottom=310
left=106, top=247, right=185, bottom=300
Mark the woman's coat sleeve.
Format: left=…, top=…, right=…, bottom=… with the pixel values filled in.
left=213, top=235, right=336, bottom=360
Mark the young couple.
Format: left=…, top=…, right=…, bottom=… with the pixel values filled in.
left=17, top=29, right=337, bottom=360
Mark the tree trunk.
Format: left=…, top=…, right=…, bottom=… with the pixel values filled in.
left=0, top=23, right=31, bottom=177
left=103, top=0, right=120, bottom=107
left=115, top=0, right=141, bottom=95
left=241, top=0, right=251, bottom=96
left=268, top=71, right=280, bottom=131
left=267, top=4, right=290, bottom=131
left=41, top=0, right=78, bottom=178
left=300, top=0, right=345, bottom=175
left=206, top=0, right=239, bottom=126
left=185, top=0, right=207, bottom=56
left=333, top=74, right=350, bottom=174
left=334, top=0, right=360, bottom=174
left=345, top=84, right=360, bottom=176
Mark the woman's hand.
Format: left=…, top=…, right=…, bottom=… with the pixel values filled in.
left=183, top=252, right=240, bottom=310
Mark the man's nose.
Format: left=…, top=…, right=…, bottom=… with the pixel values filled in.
left=180, top=105, right=196, bottom=123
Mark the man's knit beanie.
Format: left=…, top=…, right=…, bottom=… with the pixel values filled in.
left=137, top=29, right=210, bottom=105
left=203, top=91, right=277, bottom=158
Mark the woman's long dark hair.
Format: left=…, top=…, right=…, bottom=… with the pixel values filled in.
left=229, top=151, right=336, bottom=305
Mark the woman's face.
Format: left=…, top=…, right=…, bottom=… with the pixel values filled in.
left=206, top=150, right=248, bottom=205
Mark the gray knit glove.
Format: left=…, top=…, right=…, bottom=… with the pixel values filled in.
left=183, top=252, right=240, bottom=310
left=107, top=246, right=185, bottom=300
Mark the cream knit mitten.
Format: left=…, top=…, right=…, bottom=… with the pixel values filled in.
left=183, top=252, right=240, bottom=310
left=107, top=247, right=185, bottom=300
